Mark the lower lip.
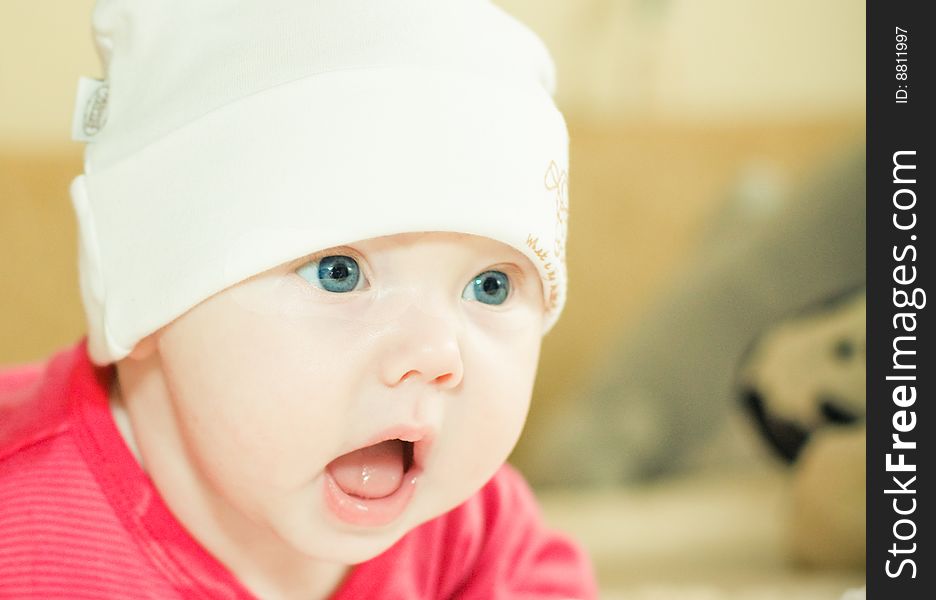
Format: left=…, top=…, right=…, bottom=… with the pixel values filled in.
left=323, top=466, right=421, bottom=527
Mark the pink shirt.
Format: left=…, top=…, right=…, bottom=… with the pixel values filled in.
left=0, top=339, right=597, bottom=599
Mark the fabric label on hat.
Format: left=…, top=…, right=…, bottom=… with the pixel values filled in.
left=71, top=77, right=109, bottom=143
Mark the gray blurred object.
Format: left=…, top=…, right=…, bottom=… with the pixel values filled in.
left=525, top=149, right=865, bottom=486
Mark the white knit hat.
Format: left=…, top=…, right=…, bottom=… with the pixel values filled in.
left=70, top=0, right=570, bottom=365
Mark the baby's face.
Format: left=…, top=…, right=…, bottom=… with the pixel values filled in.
left=132, top=232, right=545, bottom=563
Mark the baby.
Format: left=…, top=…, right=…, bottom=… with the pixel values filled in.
left=0, top=1, right=593, bottom=598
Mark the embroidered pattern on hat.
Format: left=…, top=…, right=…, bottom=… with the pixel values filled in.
left=525, top=158, right=569, bottom=314
left=544, top=159, right=569, bottom=261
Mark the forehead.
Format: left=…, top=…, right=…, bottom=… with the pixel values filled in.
left=357, top=231, right=483, bottom=249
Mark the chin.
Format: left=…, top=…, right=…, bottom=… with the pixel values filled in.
left=271, top=513, right=415, bottom=565
left=330, top=536, right=405, bottom=565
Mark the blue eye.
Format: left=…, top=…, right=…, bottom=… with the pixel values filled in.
left=462, top=270, right=510, bottom=305
left=296, top=255, right=364, bottom=293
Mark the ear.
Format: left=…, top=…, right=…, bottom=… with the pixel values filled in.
left=128, top=333, right=158, bottom=361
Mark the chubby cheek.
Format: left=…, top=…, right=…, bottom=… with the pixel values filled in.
left=157, top=293, right=373, bottom=510
left=429, top=327, right=541, bottom=510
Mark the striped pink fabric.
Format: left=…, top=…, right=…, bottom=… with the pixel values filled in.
left=0, top=431, right=180, bottom=599
left=0, top=340, right=596, bottom=599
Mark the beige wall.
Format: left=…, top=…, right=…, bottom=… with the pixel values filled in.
left=499, top=0, right=865, bottom=122
left=0, top=0, right=100, bottom=151
left=1, top=1, right=864, bottom=148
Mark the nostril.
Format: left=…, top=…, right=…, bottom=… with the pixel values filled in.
left=433, top=373, right=454, bottom=385
left=397, top=370, right=457, bottom=386
left=742, top=388, right=810, bottom=463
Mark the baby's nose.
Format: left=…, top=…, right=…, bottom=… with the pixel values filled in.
left=378, top=307, right=464, bottom=390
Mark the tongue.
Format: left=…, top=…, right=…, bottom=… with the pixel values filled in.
left=327, top=439, right=405, bottom=499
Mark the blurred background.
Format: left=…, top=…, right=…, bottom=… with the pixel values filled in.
left=2, top=1, right=865, bottom=598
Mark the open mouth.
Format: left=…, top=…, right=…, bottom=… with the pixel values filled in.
left=326, top=439, right=415, bottom=499
left=323, top=431, right=430, bottom=527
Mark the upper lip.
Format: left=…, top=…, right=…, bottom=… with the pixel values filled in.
left=364, top=425, right=433, bottom=446
left=333, top=424, right=436, bottom=471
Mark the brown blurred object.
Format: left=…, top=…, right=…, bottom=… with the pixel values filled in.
left=791, top=427, right=866, bottom=569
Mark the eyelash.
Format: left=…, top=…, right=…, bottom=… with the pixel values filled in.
left=292, top=246, right=368, bottom=276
